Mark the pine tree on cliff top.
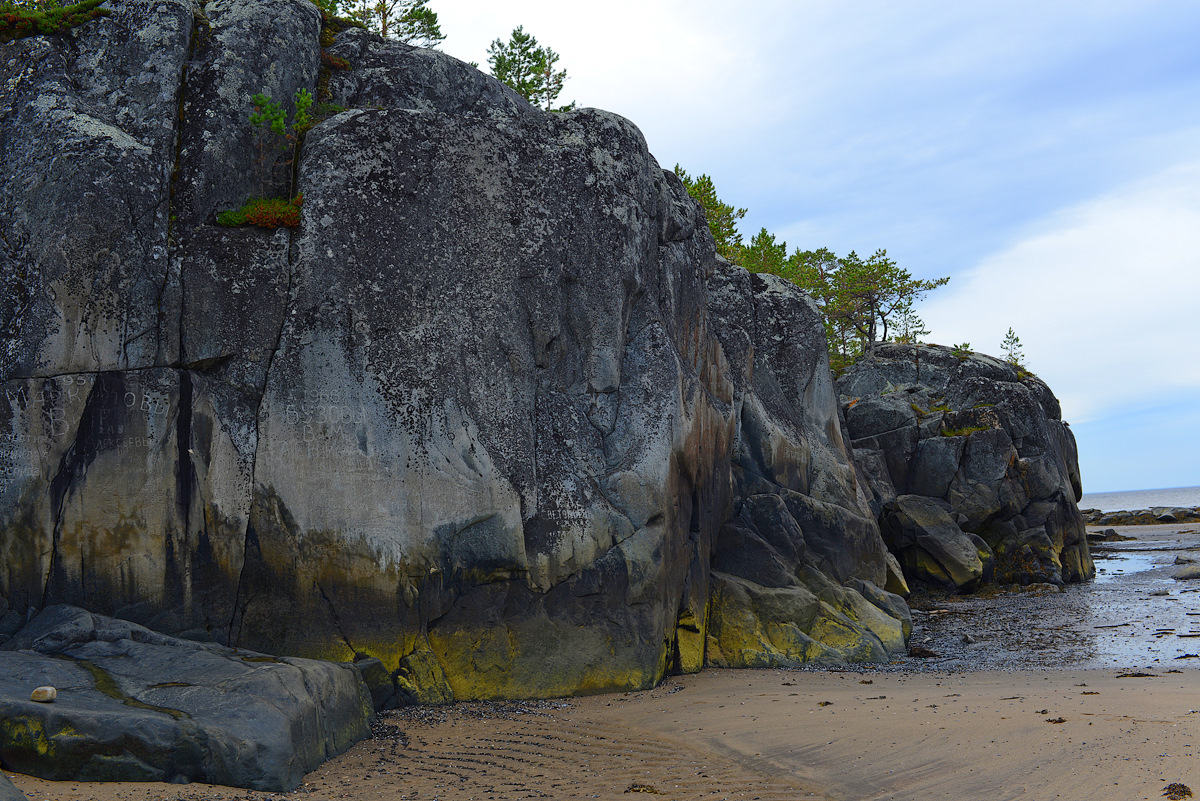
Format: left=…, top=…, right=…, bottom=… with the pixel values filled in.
left=488, top=26, right=574, bottom=111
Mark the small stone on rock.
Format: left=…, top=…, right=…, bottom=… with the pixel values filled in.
left=31, top=685, right=56, bottom=702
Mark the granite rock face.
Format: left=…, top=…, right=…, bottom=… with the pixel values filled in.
left=839, top=344, right=1093, bottom=586
left=0, top=0, right=909, bottom=711
left=0, top=606, right=371, bottom=791
left=703, top=267, right=908, bottom=666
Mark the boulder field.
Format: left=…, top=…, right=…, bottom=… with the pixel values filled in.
left=0, top=0, right=1088, bottom=746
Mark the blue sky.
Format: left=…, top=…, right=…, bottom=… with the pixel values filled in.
left=435, top=0, right=1200, bottom=493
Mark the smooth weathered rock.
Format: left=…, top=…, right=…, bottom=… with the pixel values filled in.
left=699, top=266, right=909, bottom=666
left=0, top=771, right=26, bottom=801
left=325, top=27, right=530, bottom=117
left=0, top=0, right=193, bottom=379
left=839, top=345, right=1093, bottom=586
left=1088, top=507, right=1200, bottom=527
left=28, top=686, right=55, bottom=703
left=0, top=606, right=371, bottom=790
left=882, top=495, right=993, bottom=592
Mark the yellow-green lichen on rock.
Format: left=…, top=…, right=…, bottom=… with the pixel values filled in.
left=428, top=612, right=666, bottom=700
left=705, top=571, right=905, bottom=668
left=394, top=648, right=454, bottom=705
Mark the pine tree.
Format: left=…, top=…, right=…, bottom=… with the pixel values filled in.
left=673, top=165, right=746, bottom=263
left=487, top=26, right=573, bottom=111
left=1002, top=327, right=1025, bottom=367
left=336, top=0, right=444, bottom=48
left=741, top=228, right=789, bottom=276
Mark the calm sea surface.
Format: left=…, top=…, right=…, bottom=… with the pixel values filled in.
left=1079, top=485, right=1200, bottom=512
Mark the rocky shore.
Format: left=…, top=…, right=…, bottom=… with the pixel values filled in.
left=0, top=0, right=1103, bottom=794
left=1082, top=506, right=1200, bottom=526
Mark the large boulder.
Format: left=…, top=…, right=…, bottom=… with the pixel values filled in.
left=839, top=344, right=1093, bottom=586
left=0, top=1, right=732, bottom=700
left=882, top=495, right=994, bottom=592
left=0, top=606, right=371, bottom=790
left=0, top=0, right=908, bottom=706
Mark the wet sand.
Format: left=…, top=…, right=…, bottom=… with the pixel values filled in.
left=8, top=524, right=1200, bottom=801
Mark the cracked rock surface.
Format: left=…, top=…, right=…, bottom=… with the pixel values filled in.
left=838, top=343, right=1093, bottom=587
left=3, top=0, right=917, bottom=717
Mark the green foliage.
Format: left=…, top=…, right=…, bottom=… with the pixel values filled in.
left=789, top=248, right=949, bottom=368
left=250, top=93, right=288, bottom=138
left=951, top=342, right=972, bottom=361
left=673, top=165, right=747, bottom=264
left=0, top=0, right=109, bottom=44
left=322, top=0, right=442, bottom=46
left=247, top=89, right=312, bottom=198
left=1001, top=326, right=1025, bottom=368
left=892, top=299, right=930, bottom=344
left=488, top=25, right=573, bottom=111
left=223, top=89, right=313, bottom=228
left=313, top=101, right=347, bottom=120
left=674, top=158, right=950, bottom=374
left=942, top=425, right=988, bottom=438
left=741, top=228, right=788, bottom=275
left=217, top=196, right=303, bottom=229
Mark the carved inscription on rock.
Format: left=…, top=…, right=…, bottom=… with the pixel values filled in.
left=0, top=371, right=176, bottom=499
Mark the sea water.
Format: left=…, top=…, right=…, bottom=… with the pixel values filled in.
left=1080, top=485, right=1200, bottom=512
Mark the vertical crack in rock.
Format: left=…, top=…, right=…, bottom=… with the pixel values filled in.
left=315, top=579, right=358, bottom=658
left=225, top=521, right=255, bottom=647
left=165, top=9, right=203, bottom=369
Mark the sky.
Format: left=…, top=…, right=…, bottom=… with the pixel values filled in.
left=432, top=0, right=1200, bottom=493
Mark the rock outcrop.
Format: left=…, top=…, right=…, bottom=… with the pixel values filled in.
left=0, top=0, right=912, bottom=709
left=0, top=606, right=371, bottom=790
left=1082, top=507, right=1200, bottom=526
left=838, top=344, right=1093, bottom=587
left=703, top=267, right=909, bottom=666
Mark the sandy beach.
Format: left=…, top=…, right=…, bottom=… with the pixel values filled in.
left=8, top=523, right=1200, bottom=801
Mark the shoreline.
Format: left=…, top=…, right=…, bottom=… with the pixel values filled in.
left=10, top=666, right=1199, bottom=801
left=8, top=523, right=1200, bottom=801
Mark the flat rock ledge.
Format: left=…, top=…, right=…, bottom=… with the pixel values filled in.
left=0, top=606, right=373, bottom=791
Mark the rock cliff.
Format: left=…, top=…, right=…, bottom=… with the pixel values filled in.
left=1, top=0, right=997, bottom=711
left=838, top=344, right=1093, bottom=588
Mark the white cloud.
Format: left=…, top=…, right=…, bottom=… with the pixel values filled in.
left=920, top=157, right=1200, bottom=427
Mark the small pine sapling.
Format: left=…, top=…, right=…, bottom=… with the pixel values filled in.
left=1001, top=327, right=1025, bottom=368
left=223, top=88, right=312, bottom=228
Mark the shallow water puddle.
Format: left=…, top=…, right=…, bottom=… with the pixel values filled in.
left=1092, top=550, right=1163, bottom=583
